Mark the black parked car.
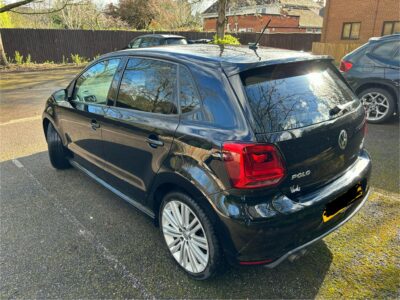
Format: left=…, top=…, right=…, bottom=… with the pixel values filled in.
left=43, top=45, right=371, bottom=280
left=340, top=34, right=400, bottom=123
left=127, top=34, right=188, bottom=48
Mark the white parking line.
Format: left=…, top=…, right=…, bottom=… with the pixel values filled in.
left=15, top=161, right=153, bottom=299
left=0, top=116, right=42, bottom=126
left=12, top=159, right=24, bottom=168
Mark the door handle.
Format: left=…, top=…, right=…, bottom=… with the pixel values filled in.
left=146, top=136, right=164, bottom=148
left=91, top=119, right=100, bottom=130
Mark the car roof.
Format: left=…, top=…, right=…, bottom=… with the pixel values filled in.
left=103, top=44, right=331, bottom=76
left=133, top=34, right=186, bottom=39
left=369, top=34, right=400, bottom=43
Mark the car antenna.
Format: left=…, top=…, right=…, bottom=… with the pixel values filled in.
left=249, top=19, right=272, bottom=50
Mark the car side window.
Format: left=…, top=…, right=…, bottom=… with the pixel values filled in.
left=116, top=58, right=178, bottom=115
left=371, top=41, right=399, bottom=61
left=150, top=38, right=161, bottom=46
left=130, top=38, right=141, bottom=48
left=140, top=37, right=158, bottom=48
left=72, top=59, right=120, bottom=105
left=179, top=66, right=201, bottom=114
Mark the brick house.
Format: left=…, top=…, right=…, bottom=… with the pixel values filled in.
left=202, top=0, right=323, bottom=33
left=321, top=0, right=400, bottom=43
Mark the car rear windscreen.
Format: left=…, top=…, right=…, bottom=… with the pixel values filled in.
left=240, top=61, right=359, bottom=133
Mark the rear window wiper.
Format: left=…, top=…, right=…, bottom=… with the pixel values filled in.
left=329, top=102, right=354, bottom=117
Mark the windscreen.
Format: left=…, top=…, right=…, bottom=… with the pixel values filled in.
left=240, top=61, right=359, bottom=133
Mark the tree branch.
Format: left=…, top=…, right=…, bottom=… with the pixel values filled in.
left=0, top=0, right=35, bottom=13
left=9, top=1, right=73, bottom=15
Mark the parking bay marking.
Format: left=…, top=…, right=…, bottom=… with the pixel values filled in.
left=0, top=116, right=42, bottom=126
left=12, top=159, right=24, bottom=168
left=12, top=160, right=153, bottom=299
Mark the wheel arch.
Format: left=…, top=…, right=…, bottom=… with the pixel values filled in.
left=149, top=173, right=220, bottom=228
left=42, top=114, right=67, bottom=145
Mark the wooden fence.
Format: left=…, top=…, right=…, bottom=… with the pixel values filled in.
left=312, top=42, right=363, bottom=62
left=1, top=28, right=320, bottom=63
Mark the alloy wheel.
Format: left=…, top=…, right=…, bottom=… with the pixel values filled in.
left=162, top=200, right=209, bottom=273
left=360, top=92, right=390, bottom=122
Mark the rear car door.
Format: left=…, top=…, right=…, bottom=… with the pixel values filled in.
left=60, top=58, right=121, bottom=173
left=382, top=45, right=400, bottom=95
left=369, top=40, right=400, bottom=103
left=100, top=57, right=179, bottom=203
left=364, top=40, right=399, bottom=82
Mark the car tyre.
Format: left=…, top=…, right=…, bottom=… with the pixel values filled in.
left=160, top=191, right=222, bottom=280
left=358, top=88, right=395, bottom=124
left=46, top=123, right=71, bottom=169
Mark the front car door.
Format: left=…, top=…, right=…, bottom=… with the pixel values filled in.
left=100, top=57, right=180, bottom=203
left=59, top=58, right=122, bottom=173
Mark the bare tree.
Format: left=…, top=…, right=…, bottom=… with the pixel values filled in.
left=149, top=0, right=200, bottom=30
left=216, top=0, right=228, bottom=39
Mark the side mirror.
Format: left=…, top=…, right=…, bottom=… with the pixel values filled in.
left=52, top=89, right=67, bottom=102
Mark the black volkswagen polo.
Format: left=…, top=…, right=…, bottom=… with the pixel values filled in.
left=43, top=45, right=371, bottom=280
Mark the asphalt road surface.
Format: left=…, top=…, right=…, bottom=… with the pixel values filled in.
left=1, top=69, right=399, bottom=298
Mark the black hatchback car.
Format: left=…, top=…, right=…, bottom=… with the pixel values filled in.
left=43, top=45, right=371, bottom=279
left=340, top=34, right=400, bottom=123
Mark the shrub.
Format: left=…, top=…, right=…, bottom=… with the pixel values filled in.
left=14, top=51, right=24, bottom=65
left=25, top=54, right=31, bottom=65
left=71, top=53, right=87, bottom=65
left=210, top=34, right=240, bottom=45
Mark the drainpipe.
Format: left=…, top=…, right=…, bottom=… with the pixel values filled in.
left=321, top=0, right=331, bottom=42
left=372, top=0, right=380, bottom=37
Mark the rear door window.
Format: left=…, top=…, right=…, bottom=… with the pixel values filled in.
left=370, top=41, right=400, bottom=65
left=240, top=61, right=358, bottom=133
left=140, top=37, right=159, bottom=47
left=116, top=58, right=178, bottom=114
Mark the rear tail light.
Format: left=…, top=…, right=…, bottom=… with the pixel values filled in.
left=222, top=142, right=286, bottom=189
left=339, top=60, right=353, bottom=72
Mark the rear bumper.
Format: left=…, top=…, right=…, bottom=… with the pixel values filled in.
left=264, top=188, right=370, bottom=268
left=214, top=149, right=372, bottom=265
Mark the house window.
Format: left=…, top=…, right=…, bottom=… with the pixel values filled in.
left=341, top=22, right=361, bottom=40
left=382, top=21, right=400, bottom=36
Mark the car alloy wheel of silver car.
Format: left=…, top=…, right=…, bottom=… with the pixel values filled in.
left=161, top=200, right=209, bottom=273
left=360, top=92, right=390, bottom=121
